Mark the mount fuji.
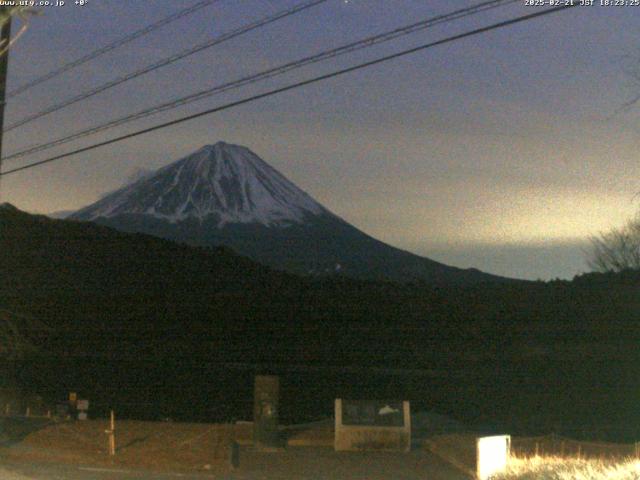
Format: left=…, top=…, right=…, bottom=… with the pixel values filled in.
left=70, top=142, right=507, bottom=283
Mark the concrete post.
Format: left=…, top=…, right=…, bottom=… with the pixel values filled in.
left=253, top=375, right=280, bottom=450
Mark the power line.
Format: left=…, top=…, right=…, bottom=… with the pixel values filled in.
left=4, top=0, right=521, bottom=164
left=3, top=0, right=329, bottom=132
left=5, top=0, right=220, bottom=100
left=0, top=4, right=577, bottom=178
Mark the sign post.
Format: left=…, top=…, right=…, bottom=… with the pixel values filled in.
left=476, top=435, right=511, bottom=480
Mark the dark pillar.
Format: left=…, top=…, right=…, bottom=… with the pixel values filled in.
left=253, top=375, right=280, bottom=450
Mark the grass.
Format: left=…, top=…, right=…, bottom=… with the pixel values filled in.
left=493, top=455, right=640, bottom=480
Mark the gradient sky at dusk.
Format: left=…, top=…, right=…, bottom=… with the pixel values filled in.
left=2, top=0, right=640, bottom=280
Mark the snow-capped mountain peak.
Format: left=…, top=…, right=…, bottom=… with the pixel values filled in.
left=69, top=142, right=510, bottom=284
left=72, top=142, right=328, bottom=226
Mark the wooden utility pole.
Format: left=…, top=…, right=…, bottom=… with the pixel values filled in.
left=108, top=410, right=116, bottom=455
left=0, top=7, right=11, bottom=199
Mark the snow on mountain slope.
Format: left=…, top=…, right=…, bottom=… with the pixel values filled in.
left=72, top=142, right=328, bottom=226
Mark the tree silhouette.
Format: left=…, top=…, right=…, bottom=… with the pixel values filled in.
left=588, top=213, right=640, bottom=272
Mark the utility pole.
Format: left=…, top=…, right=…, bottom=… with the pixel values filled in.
left=0, top=7, right=12, bottom=201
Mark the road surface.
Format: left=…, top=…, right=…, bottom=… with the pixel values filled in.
left=2, top=446, right=470, bottom=480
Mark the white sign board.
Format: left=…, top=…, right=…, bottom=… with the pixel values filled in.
left=477, top=435, right=510, bottom=480
left=334, top=399, right=411, bottom=452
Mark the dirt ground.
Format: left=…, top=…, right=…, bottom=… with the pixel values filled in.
left=0, top=418, right=246, bottom=473
left=0, top=467, right=37, bottom=480
left=0, top=417, right=470, bottom=479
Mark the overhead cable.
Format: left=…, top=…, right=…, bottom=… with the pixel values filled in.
left=4, top=0, right=520, bottom=163
left=0, top=4, right=578, bottom=178
left=3, top=0, right=329, bottom=132
left=6, top=0, right=220, bottom=100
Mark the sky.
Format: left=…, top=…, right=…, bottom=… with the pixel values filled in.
left=2, top=0, right=640, bottom=280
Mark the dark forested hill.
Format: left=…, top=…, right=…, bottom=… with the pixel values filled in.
left=2, top=203, right=640, bottom=440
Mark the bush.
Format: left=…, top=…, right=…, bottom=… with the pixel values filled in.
left=494, top=455, right=640, bottom=480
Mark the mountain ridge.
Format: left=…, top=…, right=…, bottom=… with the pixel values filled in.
left=70, top=142, right=513, bottom=284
